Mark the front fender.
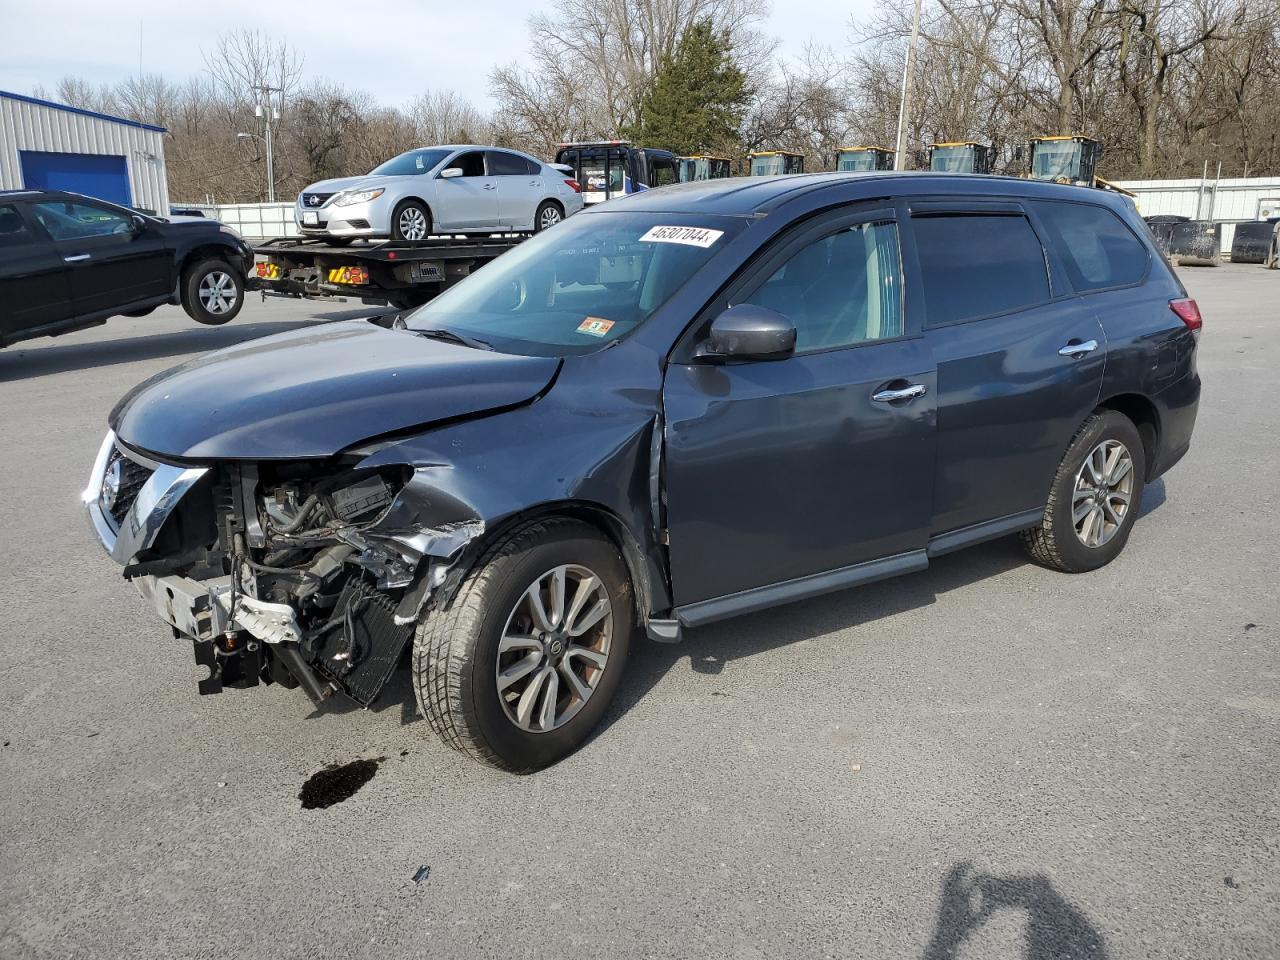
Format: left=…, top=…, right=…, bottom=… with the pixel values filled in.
left=356, top=378, right=669, bottom=622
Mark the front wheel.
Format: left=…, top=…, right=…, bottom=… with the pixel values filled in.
left=181, top=259, right=244, bottom=325
left=1021, top=410, right=1146, bottom=572
left=414, top=519, right=633, bottom=772
left=391, top=200, right=431, bottom=241
left=534, top=200, right=563, bottom=232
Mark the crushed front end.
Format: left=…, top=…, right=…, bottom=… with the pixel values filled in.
left=84, top=431, right=478, bottom=706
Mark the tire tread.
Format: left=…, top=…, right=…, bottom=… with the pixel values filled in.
left=1020, top=410, right=1144, bottom=573
left=413, top=518, right=584, bottom=773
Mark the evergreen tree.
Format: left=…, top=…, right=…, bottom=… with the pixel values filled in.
left=624, top=19, right=749, bottom=156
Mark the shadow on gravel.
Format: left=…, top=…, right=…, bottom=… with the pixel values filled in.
left=0, top=309, right=374, bottom=382
left=924, top=861, right=1109, bottom=959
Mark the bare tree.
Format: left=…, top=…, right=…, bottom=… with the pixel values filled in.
left=410, top=90, right=492, bottom=144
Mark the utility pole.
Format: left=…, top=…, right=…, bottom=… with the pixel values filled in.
left=894, top=0, right=923, bottom=171
left=253, top=84, right=282, bottom=203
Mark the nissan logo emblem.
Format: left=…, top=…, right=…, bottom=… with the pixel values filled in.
left=101, top=459, right=123, bottom=512
left=308, top=195, right=322, bottom=206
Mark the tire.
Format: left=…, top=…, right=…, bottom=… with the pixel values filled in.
left=391, top=200, right=431, bottom=241
left=534, top=200, right=564, bottom=232
left=1021, top=410, right=1146, bottom=573
left=123, top=305, right=158, bottom=318
left=414, top=519, right=633, bottom=772
left=181, top=258, right=244, bottom=325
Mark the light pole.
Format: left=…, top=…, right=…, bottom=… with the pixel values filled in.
left=235, top=131, right=273, bottom=202
left=893, top=0, right=923, bottom=171
left=240, top=84, right=282, bottom=202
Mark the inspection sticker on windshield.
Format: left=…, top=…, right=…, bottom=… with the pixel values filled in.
left=638, top=225, right=724, bottom=248
left=577, top=317, right=615, bottom=337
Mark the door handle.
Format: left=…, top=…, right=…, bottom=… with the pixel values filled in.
left=872, top=383, right=928, bottom=403
left=63, top=253, right=91, bottom=263
left=484, top=184, right=497, bottom=191
left=1058, top=339, right=1099, bottom=359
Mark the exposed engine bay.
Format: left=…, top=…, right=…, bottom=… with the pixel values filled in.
left=92, top=438, right=482, bottom=707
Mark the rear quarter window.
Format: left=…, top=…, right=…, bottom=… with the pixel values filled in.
left=911, top=213, right=1051, bottom=326
left=1032, top=200, right=1149, bottom=291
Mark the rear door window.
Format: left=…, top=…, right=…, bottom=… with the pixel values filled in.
left=911, top=213, right=1051, bottom=326
left=0, top=203, right=34, bottom=247
left=1032, top=200, right=1150, bottom=291
left=488, top=151, right=538, bottom=176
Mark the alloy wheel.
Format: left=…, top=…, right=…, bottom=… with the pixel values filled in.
left=399, top=207, right=428, bottom=240
left=198, top=271, right=237, bottom=314
left=539, top=205, right=562, bottom=229
left=495, top=564, right=613, bottom=733
left=1072, top=439, right=1134, bottom=548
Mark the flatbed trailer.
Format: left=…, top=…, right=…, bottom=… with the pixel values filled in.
left=248, top=234, right=528, bottom=310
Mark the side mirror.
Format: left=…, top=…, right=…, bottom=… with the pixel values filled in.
left=703, top=304, right=796, bottom=360
left=130, top=214, right=148, bottom=233
left=439, top=167, right=463, bottom=179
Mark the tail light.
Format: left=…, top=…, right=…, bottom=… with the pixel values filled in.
left=564, top=179, right=582, bottom=193
left=1170, top=297, right=1202, bottom=331
left=327, top=265, right=369, bottom=286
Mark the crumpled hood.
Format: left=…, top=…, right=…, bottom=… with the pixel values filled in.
left=110, top=320, right=560, bottom=461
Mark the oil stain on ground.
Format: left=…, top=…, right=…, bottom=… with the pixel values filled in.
left=299, top=757, right=384, bottom=809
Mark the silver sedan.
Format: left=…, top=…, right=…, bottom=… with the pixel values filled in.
left=295, top=145, right=585, bottom=241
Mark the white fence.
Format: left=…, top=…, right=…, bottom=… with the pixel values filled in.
left=181, top=202, right=297, bottom=239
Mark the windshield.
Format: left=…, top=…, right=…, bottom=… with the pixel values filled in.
left=370, top=148, right=452, bottom=177
left=930, top=146, right=973, bottom=172
left=679, top=158, right=715, bottom=181
left=750, top=155, right=785, bottom=176
left=404, top=212, right=744, bottom=356
left=837, top=152, right=876, bottom=172
left=1031, top=142, right=1081, bottom=180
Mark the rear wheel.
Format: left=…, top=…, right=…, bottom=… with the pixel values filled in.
left=391, top=200, right=431, bottom=241
left=1021, top=410, right=1146, bottom=572
left=414, top=519, right=633, bottom=772
left=181, top=258, right=243, bottom=325
left=534, top=200, right=563, bottom=232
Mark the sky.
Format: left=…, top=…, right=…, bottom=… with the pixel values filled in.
left=0, top=0, right=875, bottom=111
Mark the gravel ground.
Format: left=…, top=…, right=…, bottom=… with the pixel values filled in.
left=0, top=267, right=1276, bottom=960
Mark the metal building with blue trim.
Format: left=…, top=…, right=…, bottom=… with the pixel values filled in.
left=0, top=90, right=170, bottom=215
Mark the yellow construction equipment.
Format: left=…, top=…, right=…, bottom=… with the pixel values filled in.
left=928, top=141, right=995, bottom=174
left=836, top=146, right=895, bottom=172
left=748, top=151, right=805, bottom=176
left=1027, top=135, right=1134, bottom=197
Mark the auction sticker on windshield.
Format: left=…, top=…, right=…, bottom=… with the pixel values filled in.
left=639, top=225, right=724, bottom=248
left=577, top=317, right=615, bottom=337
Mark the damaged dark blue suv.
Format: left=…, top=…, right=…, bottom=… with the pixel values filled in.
left=86, top=173, right=1201, bottom=770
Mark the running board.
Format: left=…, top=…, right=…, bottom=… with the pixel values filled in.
left=672, top=550, right=929, bottom=630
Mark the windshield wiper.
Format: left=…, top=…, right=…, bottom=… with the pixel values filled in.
left=414, top=327, right=494, bottom=351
